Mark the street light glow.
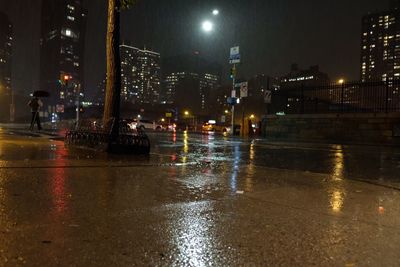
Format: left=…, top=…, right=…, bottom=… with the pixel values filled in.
left=212, top=9, right=219, bottom=16
left=202, top=20, right=213, bottom=32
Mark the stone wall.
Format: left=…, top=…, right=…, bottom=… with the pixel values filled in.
left=263, top=113, right=400, bottom=145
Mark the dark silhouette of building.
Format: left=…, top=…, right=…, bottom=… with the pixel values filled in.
left=0, top=12, right=12, bottom=122
left=39, top=0, right=87, bottom=111
left=120, top=43, right=161, bottom=105
left=360, top=3, right=400, bottom=82
left=280, top=64, right=330, bottom=88
left=162, top=53, right=221, bottom=115
left=0, top=12, right=12, bottom=95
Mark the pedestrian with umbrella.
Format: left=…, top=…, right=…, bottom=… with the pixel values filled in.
left=28, top=91, right=49, bottom=131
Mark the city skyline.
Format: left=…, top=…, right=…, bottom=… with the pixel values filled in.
left=0, top=0, right=393, bottom=100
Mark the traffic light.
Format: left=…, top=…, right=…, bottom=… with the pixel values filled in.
left=230, top=67, right=237, bottom=79
left=59, top=74, right=72, bottom=86
left=64, top=75, right=71, bottom=87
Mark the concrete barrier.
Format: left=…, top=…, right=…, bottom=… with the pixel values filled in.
left=263, top=113, right=400, bottom=145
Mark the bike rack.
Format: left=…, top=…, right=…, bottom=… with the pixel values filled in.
left=65, top=119, right=151, bottom=155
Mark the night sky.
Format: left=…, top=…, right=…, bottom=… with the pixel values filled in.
left=0, top=0, right=391, bottom=98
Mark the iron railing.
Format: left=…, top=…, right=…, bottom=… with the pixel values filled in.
left=65, top=119, right=151, bottom=154
left=269, top=79, right=400, bottom=114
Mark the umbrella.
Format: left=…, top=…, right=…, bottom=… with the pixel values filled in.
left=33, top=90, right=50, bottom=98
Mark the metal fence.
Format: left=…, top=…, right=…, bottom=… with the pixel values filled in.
left=269, top=79, right=400, bottom=114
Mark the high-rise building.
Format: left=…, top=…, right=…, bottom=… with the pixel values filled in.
left=40, top=0, right=87, bottom=110
left=120, top=44, right=161, bottom=104
left=0, top=12, right=12, bottom=95
left=162, top=54, right=221, bottom=115
left=360, top=4, right=400, bottom=82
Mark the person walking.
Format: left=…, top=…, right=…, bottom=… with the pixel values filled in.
left=28, top=97, right=43, bottom=131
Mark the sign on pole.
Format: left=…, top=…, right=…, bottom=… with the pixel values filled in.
left=264, top=90, right=272, bottom=104
left=221, top=115, right=226, bottom=123
left=240, top=82, right=248, bottom=98
left=231, top=89, right=236, bottom=98
left=227, top=97, right=238, bottom=106
left=56, top=104, right=65, bottom=113
left=229, top=46, right=241, bottom=64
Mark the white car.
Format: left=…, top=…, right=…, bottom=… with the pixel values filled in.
left=128, top=119, right=163, bottom=131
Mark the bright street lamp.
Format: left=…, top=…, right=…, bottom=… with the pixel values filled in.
left=202, top=20, right=213, bottom=32
left=212, top=9, right=219, bottom=16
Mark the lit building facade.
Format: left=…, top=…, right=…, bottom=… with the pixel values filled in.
left=360, top=4, right=400, bottom=82
left=163, top=72, right=220, bottom=114
left=162, top=54, right=221, bottom=115
left=0, top=12, right=12, bottom=95
left=120, top=44, right=161, bottom=104
left=40, top=0, right=87, bottom=109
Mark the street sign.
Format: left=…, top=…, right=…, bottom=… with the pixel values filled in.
left=240, top=82, right=248, bottom=98
left=56, top=104, right=65, bottom=113
left=229, top=46, right=241, bottom=64
left=227, top=97, right=238, bottom=105
left=264, top=90, right=272, bottom=104
left=165, top=112, right=172, bottom=118
left=231, top=90, right=236, bottom=98
left=230, top=46, right=239, bottom=56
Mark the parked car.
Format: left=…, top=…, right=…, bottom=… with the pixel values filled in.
left=127, top=119, right=163, bottom=131
left=202, top=123, right=230, bottom=133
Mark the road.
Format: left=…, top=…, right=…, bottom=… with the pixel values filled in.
left=0, top=126, right=400, bottom=266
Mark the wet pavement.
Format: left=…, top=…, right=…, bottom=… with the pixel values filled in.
left=0, top=125, right=400, bottom=266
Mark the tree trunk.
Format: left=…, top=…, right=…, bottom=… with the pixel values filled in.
left=103, top=0, right=121, bottom=139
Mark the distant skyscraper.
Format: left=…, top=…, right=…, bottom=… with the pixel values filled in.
left=360, top=5, right=400, bottom=82
left=40, top=0, right=87, bottom=110
left=120, top=44, right=161, bottom=104
left=0, top=12, right=12, bottom=95
left=162, top=53, right=221, bottom=115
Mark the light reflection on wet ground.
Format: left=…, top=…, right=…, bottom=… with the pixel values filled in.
left=0, top=130, right=400, bottom=265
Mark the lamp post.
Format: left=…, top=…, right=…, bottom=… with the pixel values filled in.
left=184, top=110, right=190, bottom=131
left=10, top=87, right=15, bottom=122
left=202, top=20, right=214, bottom=33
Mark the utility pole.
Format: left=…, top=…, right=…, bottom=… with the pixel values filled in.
left=76, top=83, right=81, bottom=123
left=229, top=46, right=240, bottom=135
left=231, top=63, right=236, bottom=134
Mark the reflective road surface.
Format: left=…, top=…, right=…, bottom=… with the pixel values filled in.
left=0, top=127, right=400, bottom=266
